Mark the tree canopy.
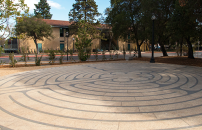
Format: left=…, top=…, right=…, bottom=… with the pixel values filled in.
left=106, top=0, right=202, bottom=59
left=69, top=0, right=100, bottom=23
left=34, top=0, right=52, bottom=19
left=0, top=0, right=29, bottom=39
left=15, top=16, right=53, bottom=53
left=106, top=0, right=147, bottom=57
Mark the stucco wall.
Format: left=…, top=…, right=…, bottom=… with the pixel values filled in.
left=118, top=40, right=149, bottom=51
left=19, top=27, right=101, bottom=52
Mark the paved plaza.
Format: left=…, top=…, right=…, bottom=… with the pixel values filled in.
left=0, top=61, right=202, bottom=130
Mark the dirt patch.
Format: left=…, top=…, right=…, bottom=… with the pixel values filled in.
left=134, top=56, right=202, bottom=67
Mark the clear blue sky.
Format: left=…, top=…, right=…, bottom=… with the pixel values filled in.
left=25, top=0, right=111, bottom=21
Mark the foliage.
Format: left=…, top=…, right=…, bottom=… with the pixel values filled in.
left=106, top=0, right=147, bottom=58
left=0, top=47, right=3, bottom=57
left=0, top=60, right=5, bottom=66
left=9, top=52, right=17, bottom=67
left=48, top=50, right=56, bottom=64
left=19, top=47, right=30, bottom=66
left=69, top=0, right=100, bottom=23
left=123, top=44, right=126, bottom=59
left=86, top=47, right=91, bottom=61
left=75, top=21, right=104, bottom=61
left=34, top=51, right=43, bottom=66
left=101, top=47, right=106, bottom=61
left=59, top=51, right=64, bottom=64
left=69, top=49, right=75, bottom=62
left=78, top=49, right=88, bottom=61
left=34, top=0, right=52, bottom=19
left=168, top=0, right=202, bottom=59
left=112, top=45, right=119, bottom=59
left=15, top=15, right=53, bottom=54
left=109, top=50, right=113, bottom=60
left=93, top=47, right=99, bottom=61
left=129, top=48, right=132, bottom=56
left=0, top=0, right=29, bottom=38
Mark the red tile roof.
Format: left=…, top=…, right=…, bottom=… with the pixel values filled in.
left=42, top=19, right=72, bottom=27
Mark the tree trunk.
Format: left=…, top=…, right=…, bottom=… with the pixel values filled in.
left=34, top=39, right=38, bottom=54
left=109, top=38, right=111, bottom=52
left=137, top=44, right=141, bottom=58
left=186, top=36, right=194, bottom=59
left=159, top=43, right=168, bottom=56
left=180, top=39, right=183, bottom=56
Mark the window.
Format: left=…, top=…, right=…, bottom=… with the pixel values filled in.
left=60, top=28, right=64, bottom=37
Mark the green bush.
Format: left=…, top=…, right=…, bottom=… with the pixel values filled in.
left=0, top=47, right=3, bottom=57
left=86, top=47, right=91, bottom=61
left=20, top=47, right=30, bottom=66
left=0, top=60, right=5, bottom=66
left=113, top=45, right=119, bottom=59
left=123, top=45, right=126, bottom=59
left=93, top=47, right=99, bottom=61
left=9, top=52, right=17, bottom=67
left=48, top=50, right=56, bottom=64
left=78, top=49, right=88, bottom=61
left=69, top=49, right=75, bottom=62
left=34, top=51, right=43, bottom=66
left=102, top=50, right=106, bottom=61
left=59, top=51, right=64, bottom=64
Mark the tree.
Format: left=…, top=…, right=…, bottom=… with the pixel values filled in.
left=74, top=20, right=105, bottom=61
left=15, top=16, right=53, bottom=53
left=69, top=0, right=100, bottom=23
left=168, top=0, right=202, bottom=59
left=106, top=0, right=147, bottom=57
left=0, top=0, right=29, bottom=39
left=69, top=0, right=105, bottom=57
left=141, top=0, right=176, bottom=56
left=34, top=0, right=52, bottom=19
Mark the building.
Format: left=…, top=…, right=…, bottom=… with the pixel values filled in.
left=19, top=19, right=149, bottom=52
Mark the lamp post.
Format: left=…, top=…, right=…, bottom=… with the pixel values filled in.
left=66, top=31, right=69, bottom=61
left=150, top=15, right=156, bottom=63
left=73, top=38, right=75, bottom=53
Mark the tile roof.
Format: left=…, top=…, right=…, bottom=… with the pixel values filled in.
left=42, top=19, right=72, bottom=27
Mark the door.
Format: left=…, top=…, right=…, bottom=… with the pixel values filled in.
left=60, top=43, right=64, bottom=51
left=38, top=43, right=42, bottom=52
left=128, top=44, right=130, bottom=51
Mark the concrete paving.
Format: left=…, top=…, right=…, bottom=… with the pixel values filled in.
left=0, top=61, right=202, bottom=130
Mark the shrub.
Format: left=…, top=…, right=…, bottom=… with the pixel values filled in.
left=109, top=50, right=113, bottom=60
left=69, top=49, right=75, bottom=62
left=102, top=49, right=106, bottom=61
left=48, top=50, right=56, bottom=64
left=86, top=47, right=91, bottom=61
left=78, top=49, right=88, bottom=61
left=93, top=48, right=99, bottom=61
left=113, top=45, right=119, bottom=59
left=9, top=52, right=17, bottom=67
left=182, top=46, right=188, bottom=56
left=59, top=50, right=64, bottom=64
left=34, top=51, right=43, bottom=66
left=0, top=60, right=5, bottom=66
left=0, top=47, right=3, bottom=57
left=123, top=45, right=126, bottom=59
left=20, top=47, right=30, bottom=66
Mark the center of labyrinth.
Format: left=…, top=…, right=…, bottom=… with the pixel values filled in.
left=0, top=63, right=202, bottom=130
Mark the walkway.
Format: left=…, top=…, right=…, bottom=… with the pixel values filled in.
left=0, top=61, right=202, bottom=130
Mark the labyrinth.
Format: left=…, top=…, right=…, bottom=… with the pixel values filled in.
left=0, top=62, right=202, bottom=130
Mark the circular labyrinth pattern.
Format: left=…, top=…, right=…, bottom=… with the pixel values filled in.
left=0, top=63, right=202, bottom=130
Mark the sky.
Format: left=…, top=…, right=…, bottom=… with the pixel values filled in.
left=24, top=0, right=111, bottom=21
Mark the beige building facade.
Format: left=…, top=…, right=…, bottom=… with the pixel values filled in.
left=19, top=19, right=149, bottom=52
